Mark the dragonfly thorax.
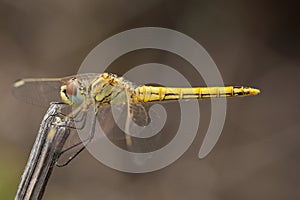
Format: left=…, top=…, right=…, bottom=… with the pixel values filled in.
left=90, top=73, right=133, bottom=106
left=60, top=73, right=135, bottom=107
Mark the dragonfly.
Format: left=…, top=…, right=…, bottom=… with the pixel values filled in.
left=13, top=72, right=260, bottom=166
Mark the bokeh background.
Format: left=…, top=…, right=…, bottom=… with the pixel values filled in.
left=0, top=0, right=299, bottom=199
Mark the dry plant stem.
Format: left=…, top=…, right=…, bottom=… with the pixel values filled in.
left=15, top=103, right=70, bottom=200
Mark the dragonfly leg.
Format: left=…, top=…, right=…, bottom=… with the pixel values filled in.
left=71, top=110, right=88, bottom=130
left=47, top=102, right=79, bottom=120
left=57, top=110, right=90, bottom=155
left=53, top=104, right=90, bottom=130
left=58, top=110, right=88, bottom=130
left=55, top=145, right=86, bottom=167
left=56, top=113, right=97, bottom=167
left=69, top=103, right=100, bottom=130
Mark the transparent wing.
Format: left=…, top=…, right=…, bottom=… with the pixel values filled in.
left=12, top=73, right=100, bottom=106
left=12, top=77, right=65, bottom=106
left=129, top=102, right=150, bottom=127
left=97, top=103, right=150, bottom=139
left=95, top=102, right=165, bottom=153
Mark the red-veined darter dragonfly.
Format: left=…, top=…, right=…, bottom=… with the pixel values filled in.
left=13, top=72, right=260, bottom=166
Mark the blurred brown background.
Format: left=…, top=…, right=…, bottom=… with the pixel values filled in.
left=0, top=0, right=299, bottom=199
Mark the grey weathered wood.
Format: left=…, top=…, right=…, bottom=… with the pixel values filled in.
left=15, top=103, right=70, bottom=200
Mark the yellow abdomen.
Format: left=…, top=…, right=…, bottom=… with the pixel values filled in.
left=134, top=86, right=260, bottom=103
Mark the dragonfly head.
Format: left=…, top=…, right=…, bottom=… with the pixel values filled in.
left=60, top=78, right=85, bottom=106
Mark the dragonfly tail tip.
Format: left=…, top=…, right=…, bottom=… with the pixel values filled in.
left=250, top=88, right=260, bottom=96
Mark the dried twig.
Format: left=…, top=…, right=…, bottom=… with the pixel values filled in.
left=15, top=103, right=70, bottom=200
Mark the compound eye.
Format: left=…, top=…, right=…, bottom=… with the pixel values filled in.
left=66, top=80, right=78, bottom=96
